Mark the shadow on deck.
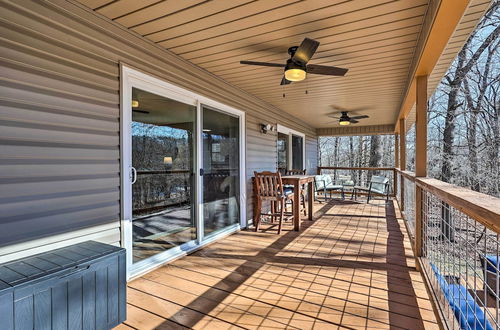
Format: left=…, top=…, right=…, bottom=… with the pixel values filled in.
left=116, top=199, right=439, bottom=329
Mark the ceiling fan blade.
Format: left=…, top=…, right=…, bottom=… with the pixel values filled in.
left=240, top=60, right=285, bottom=67
left=327, top=115, right=341, bottom=119
left=291, top=38, right=319, bottom=65
left=349, top=115, right=369, bottom=120
left=132, top=109, right=150, bottom=114
left=280, top=76, right=292, bottom=85
left=306, top=64, right=348, bottom=76
left=349, top=119, right=359, bottom=124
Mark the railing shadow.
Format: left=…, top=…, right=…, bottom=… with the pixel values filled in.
left=154, top=200, right=429, bottom=329
left=385, top=200, right=425, bottom=329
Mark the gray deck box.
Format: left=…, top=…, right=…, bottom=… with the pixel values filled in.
left=0, top=241, right=126, bottom=330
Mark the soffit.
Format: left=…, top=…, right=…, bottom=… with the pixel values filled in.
left=78, top=0, right=430, bottom=129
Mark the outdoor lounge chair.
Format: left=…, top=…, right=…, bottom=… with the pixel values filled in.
left=314, top=174, right=344, bottom=201
left=479, top=255, right=499, bottom=298
left=431, top=263, right=494, bottom=330
left=354, top=175, right=390, bottom=203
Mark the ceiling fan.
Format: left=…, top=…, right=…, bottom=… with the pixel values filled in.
left=240, top=37, right=348, bottom=85
left=328, top=111, right=369, bottom=126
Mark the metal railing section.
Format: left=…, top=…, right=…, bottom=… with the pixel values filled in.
left=403, top=176, right=416, bottom=238
left=422, top=189, right=499, bottom=329
left=396, top=172, right=401, bottom=205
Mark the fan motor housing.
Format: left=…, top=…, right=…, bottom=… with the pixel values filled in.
left=284, top=58, right=306, bottom=72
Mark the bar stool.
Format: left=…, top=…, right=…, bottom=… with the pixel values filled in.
left=254, top=171, right=294, bottom=234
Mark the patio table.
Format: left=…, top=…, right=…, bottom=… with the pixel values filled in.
left=281, top=175, right=315, bottom=231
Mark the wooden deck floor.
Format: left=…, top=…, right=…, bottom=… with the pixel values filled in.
left=116, top=199, right=439, bottom=329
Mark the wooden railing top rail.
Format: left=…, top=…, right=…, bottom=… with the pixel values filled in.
left=394, top=168, right=499, bottom=233
left=396, top=169, right=416, bottom=181
left=415, top=177, right=500, bottom=234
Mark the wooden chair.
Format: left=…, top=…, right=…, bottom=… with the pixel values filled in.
left=285, top=169, right=307, bottom=215
left=254, top=171, right=294, bottom=234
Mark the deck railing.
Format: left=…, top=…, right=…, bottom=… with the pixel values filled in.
left=317, top=166, right=499, bottom=328
left=400, top=170, right=416, bottom=238
left=394, top=169, right=500, bottom=330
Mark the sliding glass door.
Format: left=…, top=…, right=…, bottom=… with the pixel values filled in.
left=202, top=106, right=240, bottom=236
left=121, top=65, right=245, bottom=277
left=131, top=88, right=196, bottom=263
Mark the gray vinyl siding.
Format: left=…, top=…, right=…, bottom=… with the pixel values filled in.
left=0, top=0, right=317, bottom=260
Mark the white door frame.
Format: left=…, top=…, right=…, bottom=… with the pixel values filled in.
left=120, top=64, right=246, bottom=279
left=276, top=124, right=306, bottom=170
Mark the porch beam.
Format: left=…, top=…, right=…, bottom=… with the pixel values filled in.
left=316, top=124, right=395, bottom=137
left=399, top=118, right=406, bottom=211
left=415, top=75, right=428, bottom=258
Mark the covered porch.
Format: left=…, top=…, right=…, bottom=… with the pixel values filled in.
left=117, top=199, right=439, bottom=329
left=1, top=0, right=499, bottom=329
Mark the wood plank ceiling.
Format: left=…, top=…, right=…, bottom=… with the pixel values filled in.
left=78, top=0, right=431, bottom=129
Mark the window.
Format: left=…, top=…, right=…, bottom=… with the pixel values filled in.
left=276, top=125, right=305, bottom=172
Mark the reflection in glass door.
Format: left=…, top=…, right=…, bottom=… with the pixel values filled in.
left=131, top=87, right=196, bottom=262
left=292, top=134, right=304, bottom=170
left=277, top=133, right=289, bottom=174
left=202, top=106, right=240, bottom=237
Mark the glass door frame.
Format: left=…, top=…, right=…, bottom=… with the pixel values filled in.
left=120, top=65, right=246, bottom=279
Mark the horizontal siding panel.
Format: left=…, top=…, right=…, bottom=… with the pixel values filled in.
left=0, top=203, right=119, bottom=247
left=0, top=116, right=117, bottom=136
left=0, top=78, right=116, bottom=107
left=0, top=145, right=119, bottom=159
left=0, top=88, right=118, bottom=118
left=0, top=21, right=118, bottom=76
left=0, top=124, right=118, bottom=145
left=0, top=105, right=118, bottom=132
left=1, top=85, right=117, bottom=118
left=1, top=191, right=118, bottom=218
left=0, top=42, right=118, bottom=87
left=0, top=61, right=118, bottom=106
left=0, top=178, right=119, bottom=201
left=0, top=163, right=118, bottom=178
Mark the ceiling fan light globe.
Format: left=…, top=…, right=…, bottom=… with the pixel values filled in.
left=339, top=120, right=350, bottom=126
left=285, top=68, right=306, bottom=81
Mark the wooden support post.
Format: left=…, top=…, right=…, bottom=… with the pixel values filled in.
left=399, top=118, right=406, bottom=211
left=415, top=75, right=428, bottom=259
